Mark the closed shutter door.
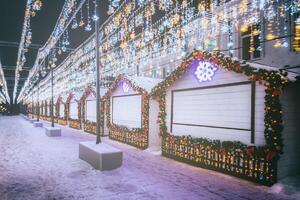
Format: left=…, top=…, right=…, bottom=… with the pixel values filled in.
left=171, top=82, right=254, bottom=143
left=86, top=99, right=96, bottom=122
left=112, top=94, right=142, bottom=128
left=70, top=102, right=78, bottom=119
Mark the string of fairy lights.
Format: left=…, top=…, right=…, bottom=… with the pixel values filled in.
left=18, top=0, right=300, bottom=104
left=15, top=0, right=89, bottom=103
left=0, top=60, right=10, bottom=104
left=13, top=0, right=42, bottom=103
left=100, top=0, right=300, bottom=78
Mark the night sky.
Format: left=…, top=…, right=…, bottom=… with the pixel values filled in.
left=0, top=0, right=109, bottom=103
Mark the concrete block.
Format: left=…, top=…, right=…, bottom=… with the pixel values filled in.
left=79, top=141, right=122, bottom=171
left=45, top=127, right=61, bottom=137
left=33, top=122, right=43, bottom=127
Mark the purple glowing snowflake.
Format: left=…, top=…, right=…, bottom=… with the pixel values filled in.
left=194, top=61, right=218, bottom=82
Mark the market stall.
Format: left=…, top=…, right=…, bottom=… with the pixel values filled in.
left=40, top=102, right=43, bottom=119
left=103, top=75, right=162, bottom=150
left=56, top=94, right=68, bottom=125
left=151, top=50, right=294, bottom=185
left=67, top=91, right=83, bottom=129
left=80, top=86, right=107, bottom=134
left=45, top=100, right=50, bottom=121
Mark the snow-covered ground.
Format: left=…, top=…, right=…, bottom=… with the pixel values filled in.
left=0, top=116, right=299, bottom=200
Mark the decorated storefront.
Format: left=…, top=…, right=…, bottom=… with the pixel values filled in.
left=52, top=98, right=58, bottom=123
left=45, top=99, right=52, bottom=121
left=151, top=50, right=292, bottom=185
left=28, top=102, right=34, bottom=118
left=103, top=75, right=162, bottom=150
left=39, top=101, right=45, bottom=120
left=56, top=95, right=68, bottom=125
left=80, top=86, right=107, bottom=135
left=32, top=102, right=37, bottom=119
left=67, top=91, right=83, bottom=129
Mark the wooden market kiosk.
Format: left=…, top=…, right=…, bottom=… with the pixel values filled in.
left=55, top=94, right=68, bottom=125
left=80, top=86, right=107, bottom=134
left=103, top=75, right=162, bottom=150
left=67, top=91, right=83, bottom=129
left=40, top=101, right=44, bottom=120
left=45, top=99, right=52, bottom=121
left=151, top=50, right=298, bottom=185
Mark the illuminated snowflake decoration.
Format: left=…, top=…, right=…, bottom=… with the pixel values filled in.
left=122, top=82, right=130, bottom=93
left=194, top=61, right=218, bottom=82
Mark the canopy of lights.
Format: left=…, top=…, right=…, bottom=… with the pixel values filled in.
left=0, top=60, right=10, bottom=104
left=15, top=0, right=300, bottom=104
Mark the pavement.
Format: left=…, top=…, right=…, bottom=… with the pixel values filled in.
left=0, top=115, right=299, bottom=200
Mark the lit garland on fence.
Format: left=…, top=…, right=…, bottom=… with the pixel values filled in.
left=104, top=75, right=149, bottom=149
left=151, top=50, right=289, bottom=185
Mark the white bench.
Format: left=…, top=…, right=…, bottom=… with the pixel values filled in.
left=79, top=141, right=122, bottom=171
left=45, top=127, right=61, bottom=137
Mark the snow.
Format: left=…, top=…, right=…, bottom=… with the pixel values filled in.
left=268, top=176, right=300, bottom=198
left=228, top=56, right=297, bottom=81
left=0, top=115, right=299, bottom=200
left=89, top=86, right=108, bottom=98
left=60, top=93, right=69, bottom=103
left=126, top=76, right=163, bottom=94
left=245, top=62, right=298, bottom=82
left=69, top=91, right=84, bottom=102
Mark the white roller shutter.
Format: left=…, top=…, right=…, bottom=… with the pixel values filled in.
left=70, top=102, right=78, bottom=119
left=171, top=82, right=253, bottom=143
left=59, top=104, right=64, bottom=118
left=86, top=99, right=96, bottom=122
left=112, top=94, right=142, bottom=128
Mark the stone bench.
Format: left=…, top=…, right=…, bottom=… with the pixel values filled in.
left=45, top=127, right=61, bottom=137
left=79, top=141, right=122, bottom=171
left=33, top=121, right=43, bottom=127
left=29, top=119, right=36, bottom=123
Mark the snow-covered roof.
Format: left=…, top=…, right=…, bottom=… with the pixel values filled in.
left=74, top=91, right=84, bottom=100
left=61, top=93, right=69, bottom=101
left=229, top=56, right=297, bottom=81
left=67, top=90, right=84, bottom=102
left=125, top=76, right=163, bottom=94
left=245, top=62, right=298, bottom=82
left=88, top=86, right=108, bottom=98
